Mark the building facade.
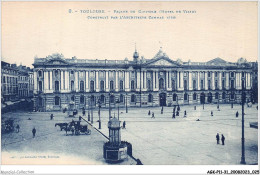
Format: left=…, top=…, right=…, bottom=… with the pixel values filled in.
left=1, top=61, right=19, bottom=102
left=32, top=50, right=257, bottom=112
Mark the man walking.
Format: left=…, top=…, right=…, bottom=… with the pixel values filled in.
left=236, top=111, right=239, bottom=118
left=184, top=110, right=187, bottom=117
left=216, top=133, right=220, bottom=144
left=211, top=111, right=213, bottom=117
left=151, top=112, right=155, bottom=118
left=221, top=134, right=225, bottom=145
left=16, top=124, right=20, bottom=133
left=122, top=121, right=126, bottom=129
left=32, top=127, right=36, bottom=138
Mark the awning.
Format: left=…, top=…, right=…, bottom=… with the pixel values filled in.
left=250, top=122, right=258, bottom=129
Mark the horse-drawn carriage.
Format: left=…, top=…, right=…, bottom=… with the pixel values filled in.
left=2, top=119, right=14, bottom=134
left=55, top=121, right=91, bottom=136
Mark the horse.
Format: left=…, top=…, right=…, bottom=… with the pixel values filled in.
left=55, top=123, right=68, bottom=131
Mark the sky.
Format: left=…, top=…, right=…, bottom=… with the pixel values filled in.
left=1, top=1, right=258, bottom=67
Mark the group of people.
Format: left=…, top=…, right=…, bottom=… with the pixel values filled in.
left=216, top=133, right=225, bottom=145
left=172, top=105, right=182, bottom=118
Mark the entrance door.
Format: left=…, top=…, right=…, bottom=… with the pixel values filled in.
left=159, top=93, right=166, bottom=106
left=200, top=93, right=205, bottom=104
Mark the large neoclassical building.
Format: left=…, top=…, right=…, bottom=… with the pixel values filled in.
left=33, top=49, right=257, bottom=111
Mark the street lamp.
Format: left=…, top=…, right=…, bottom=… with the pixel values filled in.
left=240, top=78, right=246, bottom=164
left=88, top=96, right=90, bottom=121
left=91, top=96, right=93, bottom=124
left=98, top=99, right=101, bottom=129
left=116, top=99, right=120, bottom=120
left=125, top=93, right=128, bottom=113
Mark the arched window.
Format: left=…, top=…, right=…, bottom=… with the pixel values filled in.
left=100, top=95, right=105, bottom=104
left=80, top=95, right=85, bottom=104
left=110, top=80, right=114, bottom=91
left=55, top=81, right=59, bottom=91
left=38, top=71, right=42, bottom=77
left=222, top=92, right=226, bottom=99
left=80, top=81, right=84, bottom=91
left=90, top=80, right=95, bottom=91
left=200, top=80, right=204, bottom=89
left=71, top=81, right=74, bottom=91
left=148, top=94, right=153, bottom=103
left=184, top=93, right=188, bottom=101
left=208, top=92, right=212, bottom=103
left=230, top=93, right=235, bottom=100
left=193, top=80, right=196, bottom=90
left=242, top=80, right=245, bottom=89
left=147, top=80, right=151, bottom=90
left=71, top=95, right=75, bottom=102
left=131, top=80, right=135, bottom=90
left=131, top=94, right=136, bottom=102
left=100, top=80, right=105, bottom=91
left=222, top=80, right=225, bottom=89
left=215, top=92, right=219, bottom=99
left=55, top=96, right=60, bottom=106
left=120, top=94, right=124, bottom=102
left=231, top=72, right=234, bottom=77
left=110, top=95, right=115, bottom=103
left=159, top=78, right=164, bottom=90
left=39, top=97, right=43, bottom=106
left=90, top=95, right=95, bottom=105
left=208, top=80, right=211, bottom=90
left=173, top=93, right=177, bottom=101
left=120, top=80, right=124, bottom=90
left=38, top=81, right=43, bottom=92
left=231, top=80, right=235, bottom=89
left=215, top=80, right=218, bottom=89
left=193, top=93, right=197, bottom=100
left=172, top=80, right=175, bottom=90
left=184, top=80, right=187, bottom=90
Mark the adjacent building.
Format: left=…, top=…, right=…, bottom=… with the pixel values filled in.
left=32, top=49, right=257, bottom=112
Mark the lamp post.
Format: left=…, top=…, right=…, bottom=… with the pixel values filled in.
left=88, top=96, right=90, bottom=121
left=109, top=92, right=111, bottom=120
left=98, top=99, right=101, bottom=129
left=91, top=96, right=93, bottom=124
left=125, top=93, right=128, bottom=113
left=116, top=99, right=120, bottom=120
left=240, top=78, right=246, bottom=164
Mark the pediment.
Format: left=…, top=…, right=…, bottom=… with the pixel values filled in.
left=45, top=59, right=68, bottom=65
left=146, top=57, right=179, bottom=67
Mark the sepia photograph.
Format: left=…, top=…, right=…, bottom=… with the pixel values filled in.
left=1, top=1, right=259, bottom=174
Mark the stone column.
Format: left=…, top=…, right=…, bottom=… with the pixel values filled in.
left=197, top=72, right=200, bottom=90
left=205, top=72, right=208, bottom=90
left=50, top=71, right=53, bottom=90
left=226, top=72, right=229, bottom=90
left=153, top=71, right=156, bottom=90
left=96, top=71, right=99, bottom=92
left=180, top=71, right=184, bottom=90
left=155, top=71, right=159, bottom=91
left=212, top=72, right=215, bottom=90
left=115, top=71, right=118, bottom=91
left=188, top=71, right=192, bottom=90
left=177, top=71, right=179, bottom=90
left=219, top=72, right=222, bottom=90
left=143, top=71, right=147, bottom=90
left=85, top=71, right=89, bottom=92
left=105, top=71, right=109, bottom=92
left=125, top=71, right=130, bottom=91
left=75, top=71, right=78, bottom=91
left=33, top=71, right=37, bottom=93
left=61, top=71, right=64, bottom=90
left=65, top=70, right=69, bottom=91
left=44, top=71, right=48, bottom=92
left=137, top=71, right=140, bottom=89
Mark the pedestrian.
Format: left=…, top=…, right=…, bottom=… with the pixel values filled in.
left=231, top=103, right=233, bottom=108
left=194, top=106, right=196, bottom=110
left=71, top=125, right=75, bottom=135
left=211, top=111, right=213, bottom=117
left=32, top=127, right=36, bottom=138
left=221, top=134, right=225, bottom=145
left=216, top=133, right=220, bottom=144
left=123, top=121, right=126, bottom=129
left=184, top=110, right=187, bottom=117
left=172, top=112, right=175, bottom=118
left=151, top=112, right=155, bottom=118
left=82, top=110, right=86, bottom=116
left=236, top=111, right=239, bottom=118
left=217, top=104, right=219, bottom=109
left=148, top=110, right=151, bottom=115
left=79, top=116, right=82, bottom=121
left=50, top=114, right=54, bottom=120
left=16, top=124, right=20, bottom=133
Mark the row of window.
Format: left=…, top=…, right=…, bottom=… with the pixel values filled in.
left=37, top=70, right=249, bottom=79
left=2, top=76, right=18, bottom=84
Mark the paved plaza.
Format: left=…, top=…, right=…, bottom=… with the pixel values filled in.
left=1, top=103, right=258, bottom=165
